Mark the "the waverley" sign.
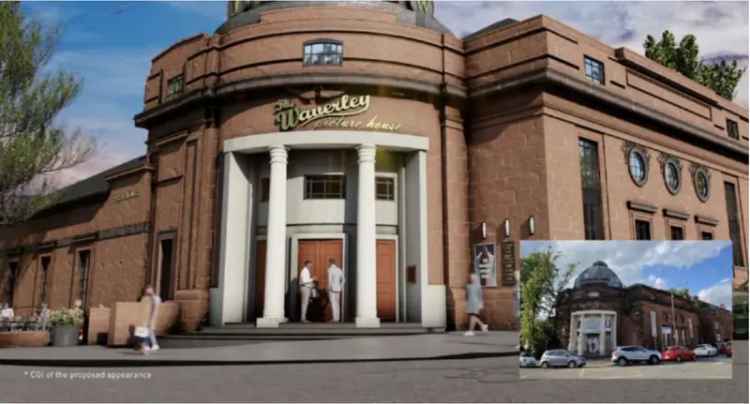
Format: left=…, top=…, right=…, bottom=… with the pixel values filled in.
left=274, top=94, right=370, bottom=131
left=273, top=94, right=402, bottom=132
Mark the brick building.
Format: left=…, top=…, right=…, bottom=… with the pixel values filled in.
left=555, top=261, right=733, bottom=357
left=0, top=1, right=747, bottom=332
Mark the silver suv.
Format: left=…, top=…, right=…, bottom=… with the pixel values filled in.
left=611, top=346, right=661, bottom=366
left=539, top=350, right=587, bottom=368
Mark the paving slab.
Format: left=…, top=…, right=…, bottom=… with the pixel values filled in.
left=0, top=331, right=516, bottom=366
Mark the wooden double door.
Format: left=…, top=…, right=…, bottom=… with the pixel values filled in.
left=253, top=238, right=397, bottom=322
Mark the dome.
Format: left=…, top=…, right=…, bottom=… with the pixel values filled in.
left=218, top=1, right=451, bottom=34
left=574, top=261, right=623, bottom=289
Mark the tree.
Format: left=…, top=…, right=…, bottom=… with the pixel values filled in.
left=644, top=30, right=746, bottom=100
left=520, top=249, right=575, bottom=357
left=0, top=2, right=94, bottom=224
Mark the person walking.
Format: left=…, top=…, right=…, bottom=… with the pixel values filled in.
left=299, top=261, right=315, bottom=323
left=326, top=258, right=345, bottom=322
left=140, top=285, right=162, bottom=352
left=464, top=272, right=489, bottom=336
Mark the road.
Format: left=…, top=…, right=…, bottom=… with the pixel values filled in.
left=521, top=355, right=733, bottom=379
left=0, top=341, right=746, bottom=402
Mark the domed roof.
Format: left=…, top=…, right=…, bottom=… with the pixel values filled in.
left=574, top=261, right=623, bottom=289
left=218, top=1, right=451, bottom=34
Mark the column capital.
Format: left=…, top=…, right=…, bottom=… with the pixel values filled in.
left=357, top=143, right=376, bottom=163
left=269, top=145, right=288, bottom=164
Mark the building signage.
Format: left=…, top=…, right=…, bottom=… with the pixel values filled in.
left=113, top=190, right=139, bottom=203
left=473, top=243, right=498, bottom=287
left=501, top=240, right=516, bottom=287
left=273, top=94, right=401, bottom=132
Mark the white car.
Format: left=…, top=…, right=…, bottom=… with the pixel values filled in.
left=519, top=353, right=538, bottom=368
left=693, top=344, right=718, bottom=357
left=611, top=346, right=662, bottom=366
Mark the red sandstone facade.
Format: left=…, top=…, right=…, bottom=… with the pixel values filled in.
left=0, top=2, right=747, bottom=332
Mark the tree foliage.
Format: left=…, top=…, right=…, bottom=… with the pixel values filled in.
left=644, top=30, right=746, bottom=100
left=0, top=2, right=94, bottom=224
left=520, top=249, right=575, bottom=357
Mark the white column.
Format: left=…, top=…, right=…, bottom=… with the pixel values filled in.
left=355, top=144, right=380, bottom=328
left=599, top=313, right=606, bottom=356
left=612, top=313, right=617, bottom=351
left=215, top=152, right=251, bottom=325
left=257, top=146, right=288, bottom=328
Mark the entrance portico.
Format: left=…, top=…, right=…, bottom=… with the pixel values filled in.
left=213, top=131, right=440, bottom=328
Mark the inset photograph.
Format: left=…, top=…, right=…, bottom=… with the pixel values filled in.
left=519, top=240, right=733, bottom=380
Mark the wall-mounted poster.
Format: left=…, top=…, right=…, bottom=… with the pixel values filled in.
left=473, top=243, right=497, bottom=287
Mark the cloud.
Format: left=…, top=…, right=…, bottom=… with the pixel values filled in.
left=521, top=240, right=731, bottom=288
left=647, top=275, right=667, bottom=290
left=697, top=278, right=733, bottom=310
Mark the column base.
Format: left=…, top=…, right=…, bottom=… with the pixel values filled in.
left=256, top=317, right=288, bottom=328
left=355, top=317, right=381, bottom=328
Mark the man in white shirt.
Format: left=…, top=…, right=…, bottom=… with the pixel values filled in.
left=326, top=258, right=345, bottom=322
left=299, top=260, right=315, bottom=323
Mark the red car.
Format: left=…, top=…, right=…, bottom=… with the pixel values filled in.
left=661, top=346, right=696, bottom=362
left=719, top=343, right=732, bottom=357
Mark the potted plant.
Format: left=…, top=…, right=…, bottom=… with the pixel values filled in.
left=48, top=307, right=84, bottom=346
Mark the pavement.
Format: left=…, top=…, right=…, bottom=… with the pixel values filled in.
left=0, top=335, right=746, bottom=402
left=521, top=355, right=733, bottom=379
left=0, top=331, right=515, bottom=366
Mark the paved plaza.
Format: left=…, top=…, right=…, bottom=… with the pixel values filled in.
left=0, top=335, right=746, bottom=402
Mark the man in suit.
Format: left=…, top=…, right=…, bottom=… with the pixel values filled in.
left=327, top=258, right=345, bottom=322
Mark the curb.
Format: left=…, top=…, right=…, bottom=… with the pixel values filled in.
left=0, top=350, right=518, bottom=367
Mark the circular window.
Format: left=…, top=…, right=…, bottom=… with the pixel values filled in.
left=663, top=159, right=682, bottom=194
left=628, top=149, right=648, bottom=186
left=693, top=167, right=710, bottom=202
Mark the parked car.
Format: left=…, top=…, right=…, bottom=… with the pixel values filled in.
left=539, top=350, right=586, bottom=368
left=718, top=342, right=732, bottom=357
left=661, top=346, right=696, bottom=362
left=693, top=344, right=718, bottom=357
left=611, top=346, right=662, bottom=366
left=519, top=353, right=538, bottom=368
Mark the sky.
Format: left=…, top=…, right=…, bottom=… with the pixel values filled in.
left=19, top=1, right=749, bottom=186
left=520, top=240, right=735, bottom=310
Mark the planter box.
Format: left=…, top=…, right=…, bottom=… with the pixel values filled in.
left=0, top=331, right=50, bottom=347
left=88, top=307, right=111, bottom=345
left=50, top=325, right=80, bottom=347
left=107, top=301, right=179, bottom=347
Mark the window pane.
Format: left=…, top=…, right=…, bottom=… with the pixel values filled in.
left=724, top=182, right=744, bottom=266
left=304, top=175, right=345, bottom=199
left=376, top=177, right=395, bottom=200
left=670, top=226, right=684, bottom=240
left=303, top=41, right=343, bottom=65
left=635, top=220, right=651, bottom=240
left=579, top=139, right=604, bottom=239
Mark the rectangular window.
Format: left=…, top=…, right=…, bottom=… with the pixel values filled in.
left=584, top=56, right=605, bottom=84
left=303, top=41, right=343, bottom=66
left=702, top=231, right=714, bottom=240
left=167, top=75, right=184, bottom=97
left=260, top=178, right=270, bottom=202
left=578, top=139, right=604, bottom=240
left=304, top=175, right=346, bottom=199
left=724, top=182, right=745, bottom=266
left=40, top=256, right=51, bottom=305
left=5, top=261, right=18, bottom=306
left=376, top=177, right=395, bottom=201
left=670, top=226, right=684, bottom=240
left=78, top=250, right=91, bottom=307
left=727, top=119, right=740, bottom=140
left=635, top=220, right=651, bottom=240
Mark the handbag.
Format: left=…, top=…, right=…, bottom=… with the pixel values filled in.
left=134, top=326, right=149, bottom=338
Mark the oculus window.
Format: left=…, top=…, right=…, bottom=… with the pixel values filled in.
left=304, top=175, right=346, bottom=199
left=627, top=148, right=649, bottom=186
left=584, top=56, right=605, bottom=84
left=661, top=156, right=682, bottom=195
left=303, top=40, right=343, bottom=66
left=691, top=165, right=711, bottom=202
